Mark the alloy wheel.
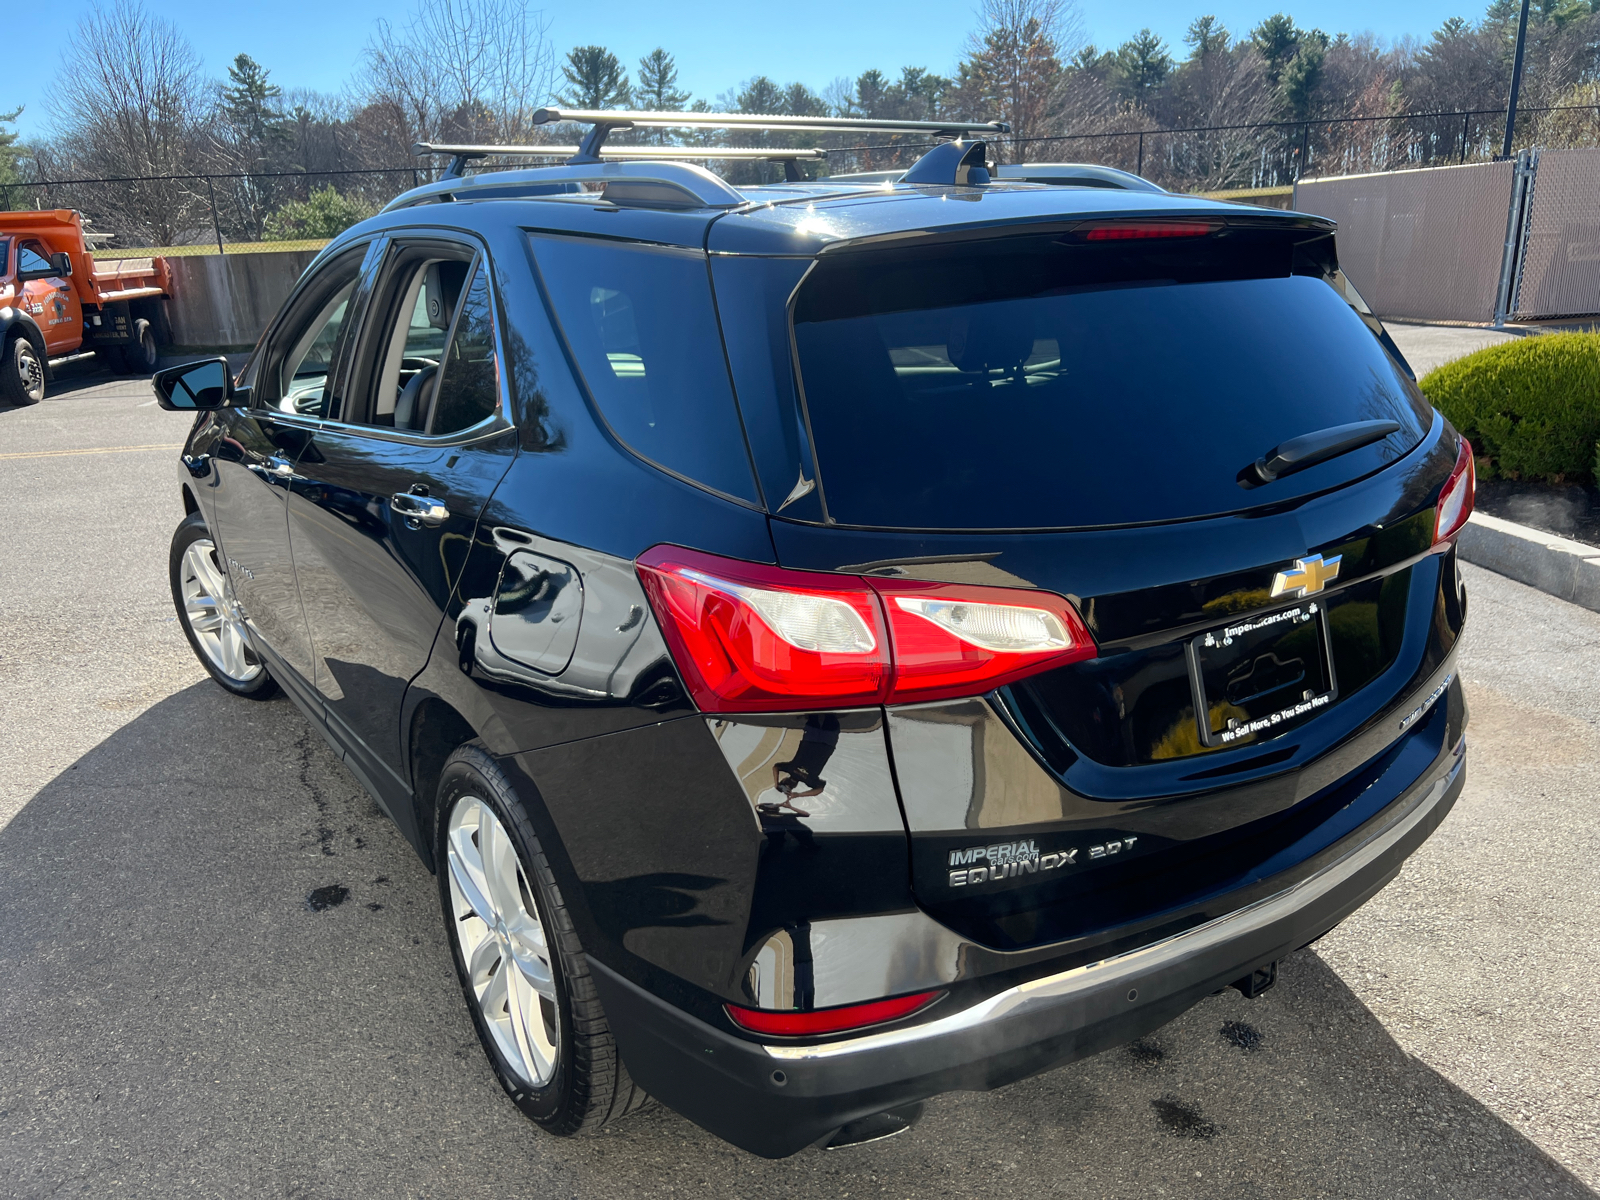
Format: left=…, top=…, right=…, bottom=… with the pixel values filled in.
left=446, top=796, right=560, bottom=1088
left=179, top=538, right=263, bottom=683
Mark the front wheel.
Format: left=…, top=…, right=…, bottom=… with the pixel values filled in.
left=0, top=333, right=46, bottom=405
left=436, top=745, right=651, bottom=1135
left=169, top=513, right=278, bottom=699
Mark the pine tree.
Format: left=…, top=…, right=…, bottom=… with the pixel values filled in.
left=0, top=107, right=26, bottom=202
left=559, top=46, right=631, bottom=109
left=222, top=54, right=285, bottom=146
left=1251, top=14, right=1301, bottom=85
left=1113, top=30, right=1173, bottom=104
left=635, top=48, right=689, bottom=111
left=1185, top=15, right=1231, bottom=60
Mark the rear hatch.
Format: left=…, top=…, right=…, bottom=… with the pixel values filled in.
left=743, top=210, right=1465, bottom=952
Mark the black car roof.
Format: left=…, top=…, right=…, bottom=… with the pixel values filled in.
left=708, top=179, right=1327, bottom=255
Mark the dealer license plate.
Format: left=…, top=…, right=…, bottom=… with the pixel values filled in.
left=1187, top=601, right=1337, bottom=747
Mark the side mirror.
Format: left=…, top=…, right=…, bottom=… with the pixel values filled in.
left=153, top=358, right=235, bottom=410
left=49, top=251, right=73, bottom=277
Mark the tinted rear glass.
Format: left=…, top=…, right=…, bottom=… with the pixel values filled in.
left=791, top=233, right=1433, bottom=529
left=531, top=235, right=758, bottom=504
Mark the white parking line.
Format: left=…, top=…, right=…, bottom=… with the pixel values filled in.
left=0, top=443, right=183, bottom=461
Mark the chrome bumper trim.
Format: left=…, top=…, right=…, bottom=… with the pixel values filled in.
left=765, top=738, right=1464, bottom=1063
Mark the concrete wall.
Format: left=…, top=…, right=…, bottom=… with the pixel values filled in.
left=163, top=249, right=320, bottom=349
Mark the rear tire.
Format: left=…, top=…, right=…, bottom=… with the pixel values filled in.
left=1, top=333, right=46, bottom=405
left=121, top=319, right=159, bottom=375
left=436, top=745, right=651, bottom=1136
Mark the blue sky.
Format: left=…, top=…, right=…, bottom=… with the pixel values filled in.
left=11, top=0, right=1477, bottom=139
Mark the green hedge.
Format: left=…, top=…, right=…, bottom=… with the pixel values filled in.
left=1419, top=332, right=1600, bottom=484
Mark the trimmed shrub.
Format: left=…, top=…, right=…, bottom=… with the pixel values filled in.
left=1419, top=332, right=1600, bottom=484
left=264, top=186, right=374, bottom=241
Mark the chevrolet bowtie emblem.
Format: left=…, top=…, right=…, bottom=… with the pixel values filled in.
left=1271, top=553, right=1341, bottom=599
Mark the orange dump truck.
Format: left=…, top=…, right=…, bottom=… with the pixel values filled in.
left=0, top=209, right=173, bottom=405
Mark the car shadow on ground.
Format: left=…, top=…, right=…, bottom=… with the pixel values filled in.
left=0, top=681, right=1591, bottom=1199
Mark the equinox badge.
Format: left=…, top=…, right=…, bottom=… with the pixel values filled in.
left=1271, top=553, right=1341, bottom=599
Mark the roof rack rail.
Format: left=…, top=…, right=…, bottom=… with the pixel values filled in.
left=385, top=159, right=753, bottom=213
left=412, top=141, right=826, bottom=181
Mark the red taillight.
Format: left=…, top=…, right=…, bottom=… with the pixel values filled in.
left=1082, top=221, right=1218, bottom=241
left=726, top=990, right=942, bottom=1037
left=635, top=547, right=887, bottom=713
left=636, top=546, right=1097, bottom=714
left=1434, top=438, right=1476, bottom=545
left=874, top=578, right=1095, bottom=704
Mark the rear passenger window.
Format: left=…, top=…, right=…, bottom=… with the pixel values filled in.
left=530, top=236, right=757, bottom=503
left=431, top=265, right=499, bottom=436
left=354, top=247, right=503, bottom=437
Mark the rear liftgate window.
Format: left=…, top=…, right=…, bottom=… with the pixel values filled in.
left=530, top=235, right=758, bottom=504
left=791, top=229, right=1435, bottom=530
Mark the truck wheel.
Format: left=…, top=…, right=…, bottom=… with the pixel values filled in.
left=436, top=745, right=652, bottom=1137
left=1, top=333, right=46, bottom=405
left=121, top=319, right=160, bottom=375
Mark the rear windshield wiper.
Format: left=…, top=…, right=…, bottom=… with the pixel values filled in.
left=1238, top=419, right=1402, bottom=488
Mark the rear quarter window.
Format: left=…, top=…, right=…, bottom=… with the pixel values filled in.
left=529, top=234, right=758, bottom=504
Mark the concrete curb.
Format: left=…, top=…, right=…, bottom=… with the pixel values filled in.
left=1457, top=511, right=1600, bottom=613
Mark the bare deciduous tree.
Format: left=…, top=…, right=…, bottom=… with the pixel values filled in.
left=45, top=0, right=211, bottom=244
left=951, top=0, right=1087, bottom=152
left=362, top=0, right=558, bottom=172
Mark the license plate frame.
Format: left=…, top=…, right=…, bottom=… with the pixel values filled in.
left=1185, top=600, right=1339, bottom=748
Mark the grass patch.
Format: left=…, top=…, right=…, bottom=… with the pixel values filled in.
left=1420, top=331, right=1600, bottom=483
left=92, top=239, right=329, bottom=259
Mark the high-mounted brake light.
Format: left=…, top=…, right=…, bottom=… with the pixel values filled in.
left=1082, top=221, right=1218, bottom=241
left=635, top=546, right=1097, bottom=714
left=726, top=990, right=942, bottom=1037
left=1433, top=438, right=1476, bottom=545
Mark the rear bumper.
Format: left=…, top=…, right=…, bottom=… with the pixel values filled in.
left=591, top=734, right=1466, bottom=1158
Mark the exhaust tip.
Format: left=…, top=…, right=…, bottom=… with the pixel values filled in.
left=822, top=1101, right=927, bottom=1150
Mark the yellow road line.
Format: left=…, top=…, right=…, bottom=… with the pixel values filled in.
left=0, top=443, right=185, bottom=461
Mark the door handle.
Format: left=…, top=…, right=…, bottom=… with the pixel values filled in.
left=391, top=492, right=449, bottom=528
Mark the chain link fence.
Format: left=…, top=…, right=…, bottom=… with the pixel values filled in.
left=1293, top=145, right=1600, bottom=324
left=1509, top=147, right=1600, bottom=321
left=4, top=104, right=1598, bottom=257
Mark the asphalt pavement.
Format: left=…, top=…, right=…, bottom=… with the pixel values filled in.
left=1, top=362, right=1596, bottom=1199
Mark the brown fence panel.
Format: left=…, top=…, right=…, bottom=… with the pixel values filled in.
left=1293, top=162, right=1514, bottom=323
left=1512, top=147, right=1600, bottom=320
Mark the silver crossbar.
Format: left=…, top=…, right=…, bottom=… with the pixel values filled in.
left=412, top=143, right=827, bottom=162
left=530, top=109, right=1009, bottom=136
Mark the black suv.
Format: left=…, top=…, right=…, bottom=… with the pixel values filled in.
left=156, top=126, right=1473, bottom=1159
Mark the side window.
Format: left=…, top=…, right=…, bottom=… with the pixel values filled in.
left=18, top=243, right=51, bottom=274
left=355, top=249, right=500, bottom=434
left=429, top=264, right=499, bottom=436
left=529, top=235, right=758, bottom=503
left=258, top=249, right=366, bottom=416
